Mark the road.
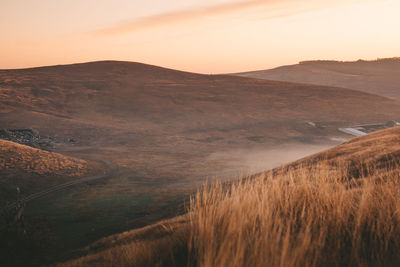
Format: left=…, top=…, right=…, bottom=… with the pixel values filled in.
left=1, top=159, right=118, bottom=212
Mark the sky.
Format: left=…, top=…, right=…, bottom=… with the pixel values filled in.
left=1, top=0, right=399, bottom=73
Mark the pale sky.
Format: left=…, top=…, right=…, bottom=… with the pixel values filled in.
left=1, top=0, right=399, bottom=73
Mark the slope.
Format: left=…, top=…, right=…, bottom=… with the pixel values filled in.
left=60, top=126, right=400, bottom=266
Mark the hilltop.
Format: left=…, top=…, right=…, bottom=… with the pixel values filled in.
left=236, top=57, right=400, bottom=100
left=61, top=126, right=400, bottom=266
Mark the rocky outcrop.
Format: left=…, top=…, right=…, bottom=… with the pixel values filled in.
left=0, top=129, right=52, bottom=149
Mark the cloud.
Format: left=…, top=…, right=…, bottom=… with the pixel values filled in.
left=94, top=0, right=284, bottom=36
left=93, top=0, right=365, bottom=36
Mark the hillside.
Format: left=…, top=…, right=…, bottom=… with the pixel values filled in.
left=3, top=60, right=400, bottom=203
left=2, top=61, right=400, bottom=265
left=2, top=61, right=400, bottom=177
left=0, top=139, right=100, bottom=205
left=286, top=124, right=400, bottom=174
left=60, top=126, right=400, bottom=266
left=236, top=58, right=400, bottom=100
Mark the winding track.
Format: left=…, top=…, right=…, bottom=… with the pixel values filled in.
left=2, top=160, right=118, bottom=212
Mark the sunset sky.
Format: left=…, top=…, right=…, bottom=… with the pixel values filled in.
left=1, top=0, right=399, bottom=73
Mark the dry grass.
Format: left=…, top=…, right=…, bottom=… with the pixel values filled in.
left=59, top=217, right=189, bottom=267
left=189, top=159, right=400, bottom=267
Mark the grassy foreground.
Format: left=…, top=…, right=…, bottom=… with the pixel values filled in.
left=61, top=129, right=400, bottom=267
left=189, top=161, right=400, bottom=267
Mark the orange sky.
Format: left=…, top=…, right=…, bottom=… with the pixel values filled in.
left=1, top=0, right=399, bottom=73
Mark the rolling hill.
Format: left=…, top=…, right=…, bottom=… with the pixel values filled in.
left=236, top=58, right=400, bottom=100
left=60, top=126, right=400, bottom=267
left=2, top=61, right=400, bottom=179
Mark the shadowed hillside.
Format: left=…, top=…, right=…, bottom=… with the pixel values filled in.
left=236, top=58, right=400, bottom=100
left=60, top=126, right=400, bottom=267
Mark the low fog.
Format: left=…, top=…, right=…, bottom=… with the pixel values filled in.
left=208, top=143, right=335, bottom=179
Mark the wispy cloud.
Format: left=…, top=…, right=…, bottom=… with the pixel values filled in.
left=94, top=0, right=286, bottom=36
left=93, top=0, right=366, bottom=36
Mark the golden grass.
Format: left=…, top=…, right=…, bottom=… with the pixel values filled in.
left=189, top=159, right=400, bottom=267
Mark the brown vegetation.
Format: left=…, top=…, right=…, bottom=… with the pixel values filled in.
left=189, top=162, right=400, bottom=266
left=60, top=127, right=400, bottom=266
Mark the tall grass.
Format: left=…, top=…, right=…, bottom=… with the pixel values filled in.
left=188, top=159, right=400, bottom=267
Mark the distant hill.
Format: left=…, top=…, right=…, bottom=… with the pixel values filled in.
left=235, top=58, right=400, bottom=100
left=1, top=60, right=400, bottom=188
left=2, top=61, right=400, bottom=179
left=1, top=60, right=400, bottom=142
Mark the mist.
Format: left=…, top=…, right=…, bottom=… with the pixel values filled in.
left=208, top=143, right=335, bottom=179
